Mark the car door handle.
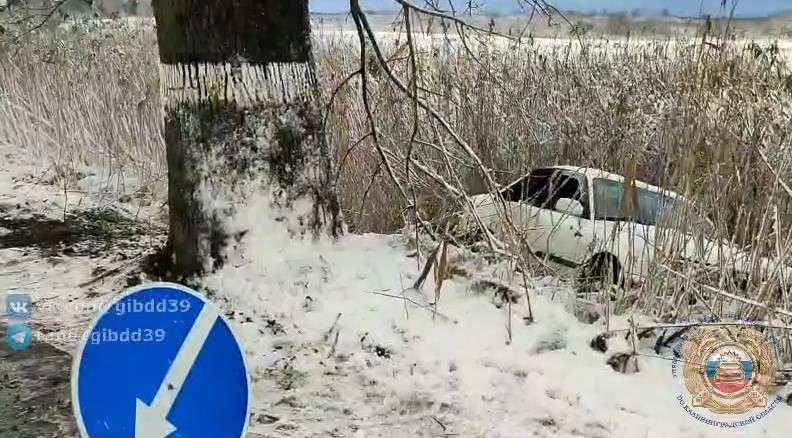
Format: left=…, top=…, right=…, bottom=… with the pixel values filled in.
left=573, top=229, right=582, bottom=237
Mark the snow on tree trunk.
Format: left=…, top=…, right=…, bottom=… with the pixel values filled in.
left=152, top=0, right=342, bottom=280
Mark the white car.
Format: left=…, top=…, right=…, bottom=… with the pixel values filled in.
left=458, top=165, right=792, bottom=290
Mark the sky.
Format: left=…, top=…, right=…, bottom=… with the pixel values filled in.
left=310, top=0, right=792, bottom=18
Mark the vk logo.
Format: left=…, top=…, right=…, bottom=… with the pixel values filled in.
left=6, top=294, right=32, bottom=320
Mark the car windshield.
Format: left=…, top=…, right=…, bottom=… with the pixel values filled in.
left=499, top=168, right=556, bottom=205
left=592, top=178, right=706, bottom=229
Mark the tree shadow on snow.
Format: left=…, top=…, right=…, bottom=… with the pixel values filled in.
left=0, top=205, right=163, bottom=259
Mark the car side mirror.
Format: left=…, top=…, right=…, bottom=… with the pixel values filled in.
left=555, top=198, right=584, bottom=218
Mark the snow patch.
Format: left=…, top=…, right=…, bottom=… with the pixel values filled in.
left=201, top=191, right=792, bottom=437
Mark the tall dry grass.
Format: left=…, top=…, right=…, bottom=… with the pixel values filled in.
left=0, top=19, right=163, bottom=191
left=3, top=19, right=792, bottom=347
left=317, top=30, right=792, bottom=342
left=319, top=34, right=792, bottom=237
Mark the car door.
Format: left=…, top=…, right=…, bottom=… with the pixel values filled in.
left=652, top=196, right=714, bottom=266
left=545, top=171, right=595, bottom=265
left=474, top=171, right=555, bottom=246
left=513, top=168, right=557, bottom=254
left=589, top=178, right=663, bottom=279
left=498, top=175, right=534, bottom=231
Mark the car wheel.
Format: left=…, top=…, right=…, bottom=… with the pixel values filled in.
left=578, top=253, right=622, bottom=295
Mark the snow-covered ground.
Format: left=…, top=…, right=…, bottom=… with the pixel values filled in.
left=0, top=141, right=166, bottom=348
left=2, top=135, right=792, bottom=437
left=205, top=205, right=792, bottom=437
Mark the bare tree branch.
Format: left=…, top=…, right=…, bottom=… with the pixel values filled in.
left=351, top=0, right=411, bottom=207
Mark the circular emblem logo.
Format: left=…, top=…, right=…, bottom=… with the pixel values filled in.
left=682, top=326, right=776, bottom=415
left=671, top=322, right=784, bottom=428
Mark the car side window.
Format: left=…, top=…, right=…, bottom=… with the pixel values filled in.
left=499, top=169, right=590, bottom=219
left=523, top=169, right=556, bottom=208
left=548, top=172, right=589, bottom=218
left=499, top=177, right=528, bottom=203
left=592, top=178, right=677, bottom=226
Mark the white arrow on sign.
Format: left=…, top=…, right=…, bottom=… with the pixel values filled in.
left=135, top=304, right=219, bottom=438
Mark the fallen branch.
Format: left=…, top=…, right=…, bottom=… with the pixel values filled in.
left=322, top=313, right=343, bottom=342
left=369, top=290, right=458, bottom=324
left=78, top=253, right=146, bottom=288
left=412, top=242, right=442, bottom=290
left=432, top=239, right=449, bottom=320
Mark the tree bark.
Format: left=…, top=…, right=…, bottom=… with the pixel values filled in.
left=152, top=0, right=342, bottom=280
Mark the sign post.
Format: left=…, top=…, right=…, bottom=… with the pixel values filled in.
left=71, top=282, right=251, bottom=438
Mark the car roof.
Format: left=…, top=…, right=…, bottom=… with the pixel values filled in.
left=531, top=165, right=685, bottom=200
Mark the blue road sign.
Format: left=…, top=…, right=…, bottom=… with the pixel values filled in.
left=72, top=282, right=251, bottom=438
left=6, top=293, right=32, bottom=320
left=6, top=323, right=32, bottom=351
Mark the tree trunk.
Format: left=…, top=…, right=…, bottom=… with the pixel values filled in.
left=152, top=0, right=342, bottom=280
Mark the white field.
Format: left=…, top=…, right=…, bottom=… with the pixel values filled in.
left=86, top=17, right=792, bottom=66
left=315, top=29, right=792, bottom=67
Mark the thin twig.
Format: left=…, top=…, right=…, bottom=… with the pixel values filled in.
left=369, top=290, right=457, bottom=323
left=659, top=264, right=792, bottom=319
